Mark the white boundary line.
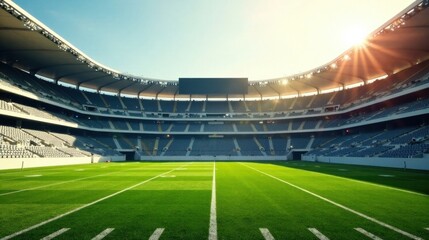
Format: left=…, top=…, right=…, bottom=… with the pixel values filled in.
left=0, top=171, right=117, bottom=197
left=91, top=228, right=115, bottom=240
left=355, top=227, right=383, bottom=240
left=148, top=228, right=165, bottom=240
left=0, top=164, right=154, bottom=196
left=308, top=228, right=330, bottom=240
left=40, top=228, right=70, bottom=240
left=208, top=161, right=217, bottom=240
left=425, top=227, right=429, bottom=231
left=0, top=164, right=189, bottom=240
left=259, top=228, right=275, bottom=240
left=323, top=173, right=428, bottom=197
left=240, top=163, right=423, bottom=240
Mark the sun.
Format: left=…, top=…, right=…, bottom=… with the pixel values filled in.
left=342, top=25, right=369, bottom=48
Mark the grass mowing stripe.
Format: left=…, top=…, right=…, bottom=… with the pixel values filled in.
left=355, top=228, right=383, bottom=240
left=0, top=171, right=117, bottom=197
left=148, top=228, right=165, bottom=240
left=308, top=228, right=330, bottom=240
left=91, top=228, right=114, bottom=240
left=209, top=161, right=217, bottom=240
left=40, top=228, right=70, bottom=240
left=0, top=163, right=190, bottom=240
left=317, top=171, right=428, bottom=197
left=0, top=163, right=154, bottom=196
left=259, top=228, right=275, bottom=240
left=240, top=163, right=424, bottom=240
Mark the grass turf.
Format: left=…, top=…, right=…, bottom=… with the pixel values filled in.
left=0, top=161, right=427, bottom=239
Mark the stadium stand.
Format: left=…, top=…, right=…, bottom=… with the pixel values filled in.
left=0, top=0, right=428, bottom=169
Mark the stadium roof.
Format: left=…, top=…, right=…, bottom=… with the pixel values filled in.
left=0, top=0, right=428, bottom=99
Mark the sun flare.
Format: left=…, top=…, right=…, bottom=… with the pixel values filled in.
left=343, top=25, right=368, bottom=47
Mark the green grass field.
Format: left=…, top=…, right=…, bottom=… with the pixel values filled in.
left=0, top=161, right=428, bottom=239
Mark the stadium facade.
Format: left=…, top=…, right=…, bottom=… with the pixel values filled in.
left=0, top=0, right=428, bottom=170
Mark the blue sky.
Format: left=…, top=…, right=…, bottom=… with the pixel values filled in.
left=14, top=0, right=415, bottom=81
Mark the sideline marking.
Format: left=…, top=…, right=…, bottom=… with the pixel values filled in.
left=259, top=228, right=275, bottom=240
left=355, top=228, right=383, bottom=240
left=0, top=164, right=189, bottom=240
left=240, top=163, right=423, bottom=240
left=40, top=228, right=70, bottom=240
left=91, top=228, right=115, bottom=240
left=425, top=228, right=429, bottom=231
left=308, top=228, right=329, bottom=240
left=208, top=161, right=217, bottom=240
left=148, top=228, right=165, bottom=240
left=378, top=175, right=395, bottom=178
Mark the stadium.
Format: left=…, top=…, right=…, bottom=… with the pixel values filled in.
left=0, top=0, right=428, bottom=239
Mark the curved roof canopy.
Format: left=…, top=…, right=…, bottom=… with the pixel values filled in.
left=0, top=0, right=429, bottom=99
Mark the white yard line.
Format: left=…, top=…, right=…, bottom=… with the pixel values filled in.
left=148, top=228, right=165, bottom=240
left=355, top=228, right=383, bottom=240
left=208, top=161, right=217, bottom=240
left=91, top=228, right=115, bottom=240
left=240, top=163, right=423, bottom=240
left=259, top=228, right=275, bottom=240
left=308, top=228, right=330, bottom=240
left=0, top=164, right=189, bottom=240
left=40, top=228, right=70, bottom=240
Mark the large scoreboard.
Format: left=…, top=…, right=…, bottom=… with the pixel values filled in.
left=178, top=78, right=248, bottom=94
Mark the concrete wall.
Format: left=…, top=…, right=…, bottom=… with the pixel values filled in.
left=0, top=155, right=126, bottom=170
left=302, top=155, right=429, bottom=170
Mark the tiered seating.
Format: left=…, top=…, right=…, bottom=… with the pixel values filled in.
left=12, top=103, right=63, bottom=121
left=58, top=147, right=90, bottom=157
left=380, top=144, right=429, bottom=158
left=102, top=95, right=123, bottom=109
left=26, top=146, right=70, bottom=158
left=290, top=137, right=310, bottom=149
left=0, top=125, right=40, bottom=145
left=121, top=97, right=141, bottom=111
left=271, top=136, right=287, bottom=156
left=23, top=129, right=66, bottom=147
left=141, top=99, right=158, bottom=112
left=348, top=146, right=393, bottom=157
left=190, top=137, right=236, bottom=156
left=236, top=137, right=262, bottom=156
left=0, top=99, right=20, bottom=112
left=164, top=137, right=190, bottom=156
left=204, top=123, right=233, bottom=132
left=84, top=91, right=107, bottom=107
left=0, top=145, right=35, bottom=158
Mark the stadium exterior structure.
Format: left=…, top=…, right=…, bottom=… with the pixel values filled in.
left=0, top=0, right=428, bottom=170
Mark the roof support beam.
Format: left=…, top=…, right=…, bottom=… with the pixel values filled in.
left=97, top=79, right=126, bottom=92
left=313, top=75, right=345, bottom=90
left=267, top=84, right=281, bottom=99
left=118, top=82, right=138, bottom=96
left=55, top=70, right=96, bottom=84
left=76, top=75, right=108, bottom=89
left=29, top=63, right=84, bottom=76
left=137, top=84, right=154, bottom=99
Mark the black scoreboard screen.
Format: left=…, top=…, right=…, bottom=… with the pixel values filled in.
left=178, top=78, right=248, bottom=94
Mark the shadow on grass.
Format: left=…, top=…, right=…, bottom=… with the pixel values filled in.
left=269, top=160, right=429, bottom=195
